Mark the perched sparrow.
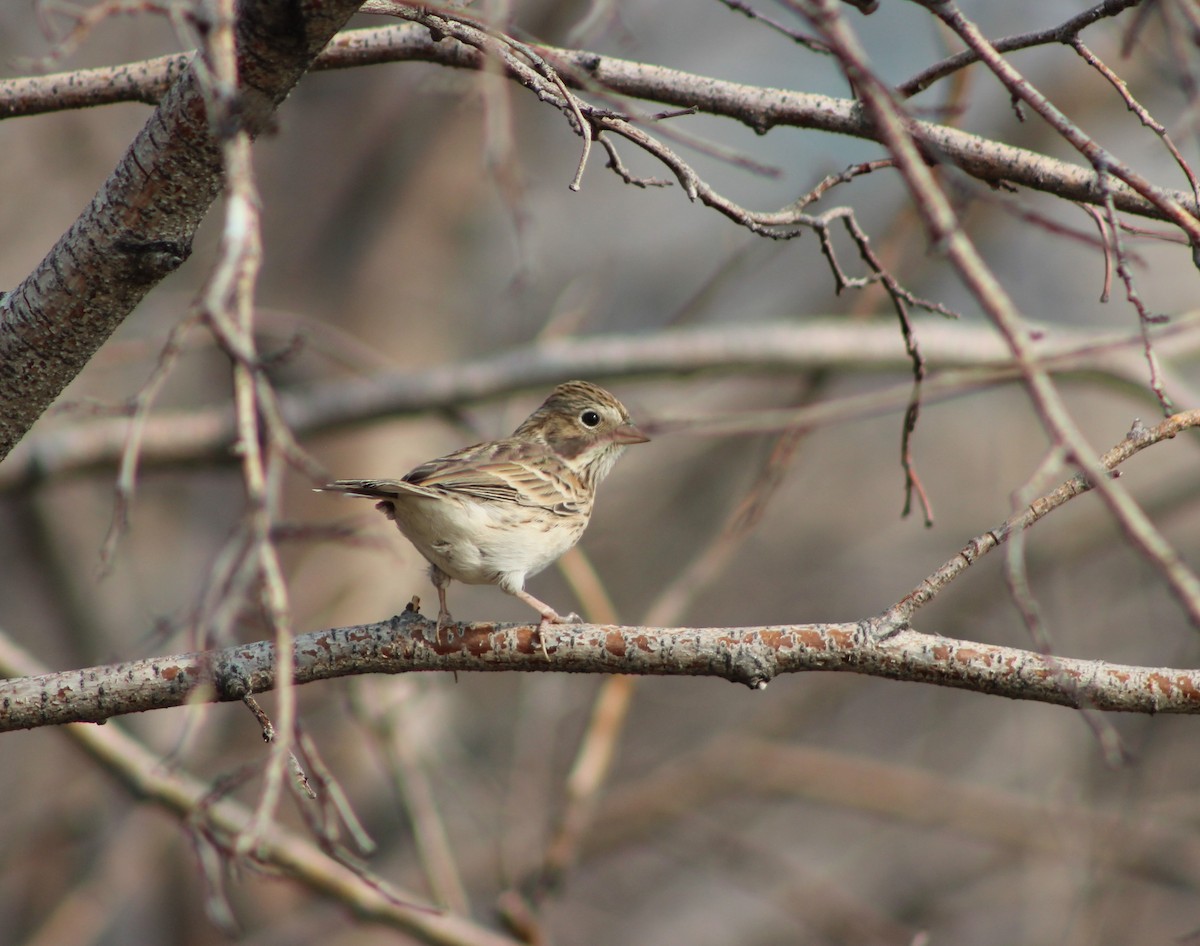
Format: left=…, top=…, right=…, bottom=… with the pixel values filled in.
left=318, top=381, right=649, bottom=637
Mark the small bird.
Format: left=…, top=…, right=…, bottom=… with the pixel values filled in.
left=317, top=381, right=649, bottom=639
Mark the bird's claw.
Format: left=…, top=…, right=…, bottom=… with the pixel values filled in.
left=533, top=611, right=584, bottom=658
left=434, top=610, right=454, bottom=647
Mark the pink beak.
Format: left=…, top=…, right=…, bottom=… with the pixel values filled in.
left=613, top=422, right=651, bottom=445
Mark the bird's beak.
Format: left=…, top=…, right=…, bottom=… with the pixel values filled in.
left=613, top=422, right=651, bottom=445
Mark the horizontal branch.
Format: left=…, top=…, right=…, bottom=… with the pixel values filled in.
left=3, top=22, right=1194, bottom=224
left=6, top=316, right=1197, bottom=490
left=5, top=610, right=1200, bottom=733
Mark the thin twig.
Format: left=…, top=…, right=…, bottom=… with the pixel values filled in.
left=896, top=0, right=1142, bottom=98
left=1096, top=171, right=1178, bottom=415
left=98, top=312, right=201, bottom=572
left=1070, top=38, right=1200, bottom=211
left=799, top=0, right=1200, bottom=628
left=923, top=0, right=1200, bottom=256
left=1002, top=448, right=1128, bottom=767
left=890, top=413, right=1199, bottom=622
left=716, top=0, right=830, bottom=53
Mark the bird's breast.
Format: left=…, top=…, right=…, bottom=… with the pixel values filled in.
left=382, top=491, right=590, bottom=586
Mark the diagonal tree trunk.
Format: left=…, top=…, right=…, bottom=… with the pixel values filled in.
left=0, top=0, right=364, bottom=461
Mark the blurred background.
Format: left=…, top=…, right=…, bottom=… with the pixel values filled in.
left=2, top=2, right=1200, bottom=944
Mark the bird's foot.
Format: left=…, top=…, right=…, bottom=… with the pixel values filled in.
left=534, top=610, right=583, bottom=658
left=435, top=609, right=454, bottom=647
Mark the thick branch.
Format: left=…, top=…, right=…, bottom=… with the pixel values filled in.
left=0, top=0, right=365, bottom=462
left=5, top=611, right=1200, bottom=733
left=2, top=22, right=1194, bottom=224
left=4, top=411, right=1196, bottom=732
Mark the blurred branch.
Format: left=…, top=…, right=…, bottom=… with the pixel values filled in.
left=592, top=735, right=1200, bottom=890
left=3, top=406, right=1199, bottom=732
left=349, top=684, right=471, bottom=916
left=5, top=315, right=1198, bottom=490
left=0, top=0, right=365, bottom=463
left=2, top=16, right=1195, bottom=226
left=0, top=633, right=521, bottom=946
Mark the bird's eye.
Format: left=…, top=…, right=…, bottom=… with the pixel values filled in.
left=580, top=409, right=602, bottom=428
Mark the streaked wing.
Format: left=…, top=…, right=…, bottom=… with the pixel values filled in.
left=404, top=439, right=584, bottom=513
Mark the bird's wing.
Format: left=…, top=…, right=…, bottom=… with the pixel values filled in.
left=404, top=440, right=583, bottom=513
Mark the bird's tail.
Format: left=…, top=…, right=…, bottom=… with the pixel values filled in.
left=313, top=479, right=418, bottom=500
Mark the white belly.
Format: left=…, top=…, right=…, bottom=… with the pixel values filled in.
left=388, top=493, right=586, bottom=590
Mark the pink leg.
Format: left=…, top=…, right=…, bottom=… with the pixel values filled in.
left=509, top=588, right=582, bottom=657
left=431, top=566, right=453, bottom=644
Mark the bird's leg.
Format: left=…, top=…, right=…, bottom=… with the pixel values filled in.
left=430, top=565, right=453, bottom=646
left=510, top=588, right=582, bottom=658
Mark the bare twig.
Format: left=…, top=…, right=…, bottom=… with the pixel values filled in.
left=32, top=0, right=198, bottom=67
left=921, top=0, right=1200, bottom=258
left=1070, top=38, right=1200, bottom=210
left=797, top=0, right=1200, bottom=628
left=293, top=725, right=374, bottom=851
left=891, top=413, right=1199, bottom=622
left=1002, top=447, right=1128, bottom=766
left=896, top=0, right=1141, bottom=98
left=716, top=0, right=830, bottom=53
left=1096, top=171, right=1178, bottom=415
left=98, top=311, right=201, bottom=572
left=1080, top=204, right=1115, bottom=302
left=349, top=684, right=470, bottom=914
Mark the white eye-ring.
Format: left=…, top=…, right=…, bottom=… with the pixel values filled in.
left=580, top=409, right=602, bottom=428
